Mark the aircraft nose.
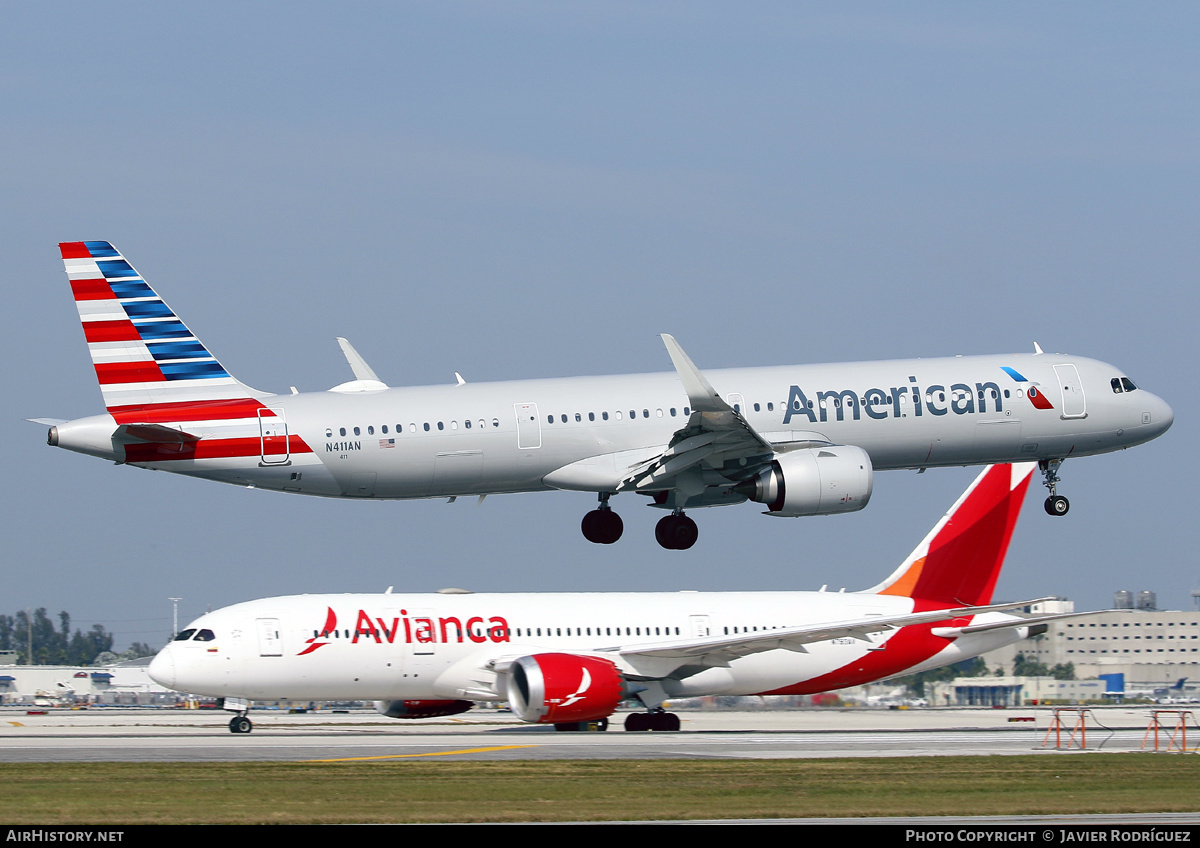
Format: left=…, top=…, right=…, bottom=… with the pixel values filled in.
left=1146, top=393, right=1174, bottom=436
left=148, top=647, right=175, bottom=689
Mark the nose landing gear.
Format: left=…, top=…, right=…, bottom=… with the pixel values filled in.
left=1040, top=459, right=1070, bottom=516
left=229, top=714, right=252, bottom=734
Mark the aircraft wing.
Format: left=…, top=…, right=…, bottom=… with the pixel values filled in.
left=613, top=335, right=776, bottom=503
left=607, top=597, right=1058, bottom=680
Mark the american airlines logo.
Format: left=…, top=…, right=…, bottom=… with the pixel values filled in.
left=782, top=370, right=1050, bottom=425
left=298, top=607, right=511, bottom=656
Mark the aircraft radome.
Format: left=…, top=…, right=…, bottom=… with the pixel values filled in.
left=37, top=241, right=1172, bottom=549
left=149, top=462, right=1090, bottom=733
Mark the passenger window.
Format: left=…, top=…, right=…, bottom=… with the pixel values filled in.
left=353, top=427, right=361, bottom=436
left=339, top=428, right=346, bottom=437
left=367, top=426, right=374, bottom=435
left=464, top=419, right=471, bottom=428
left=437, top=422, right=444, bottom=430
left=575, top=413, right=582, bottom=422
left=325, top=428, right=332, bottom=438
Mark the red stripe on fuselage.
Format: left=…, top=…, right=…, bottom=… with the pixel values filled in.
left=123, top=434, right=312, bottom=463
left=70, top=278, right=116, bottom=301
left=95, top=361, right=166, bottom=384
left=59, top=242, right=92, bottom=259
left=106, top=398, right=274, bottom=423
left=82, top=319, right=141, bottom=343
left=759, top=618, right=966, bottom=696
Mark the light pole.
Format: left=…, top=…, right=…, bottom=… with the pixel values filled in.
left=169, top=598, right=181, bottom=640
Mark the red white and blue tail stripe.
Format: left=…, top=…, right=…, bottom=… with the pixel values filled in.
left=59, top=241, right=267, bottom=411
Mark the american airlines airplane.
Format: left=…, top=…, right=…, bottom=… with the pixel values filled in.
left=149, top=462, right=1080, bottom=733
left=40, top=241, right=1172, bottom=549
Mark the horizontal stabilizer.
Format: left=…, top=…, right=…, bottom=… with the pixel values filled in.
left=113, top=423, right=199, bottom=445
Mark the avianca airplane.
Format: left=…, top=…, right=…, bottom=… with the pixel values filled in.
left=40, top=241, right=1172, bottom=549
left=149, top=463, right=1082, bottom=733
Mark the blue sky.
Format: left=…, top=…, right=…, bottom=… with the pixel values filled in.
left=3, top=3, right=1196, bottom=648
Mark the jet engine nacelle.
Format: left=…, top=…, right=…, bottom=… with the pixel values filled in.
left=745, top=445, right=874, bottom=517
left=503, top=653, right=626, bottom=724
left=374, top=699, right=474, bottom=719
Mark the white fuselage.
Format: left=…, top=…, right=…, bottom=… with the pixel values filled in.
left=149, top=590, right=1029, bottom=704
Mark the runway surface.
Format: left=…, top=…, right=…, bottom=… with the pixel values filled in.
left=2, top=705, right=1193, bottom=763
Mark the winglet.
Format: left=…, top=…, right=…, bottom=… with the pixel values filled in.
left=867, top=463, right=1036, bottom=606
left=330, top=338, right=387, bottom=393
left=660, top=334, right=730, bottom=414
left=336, top=338, right=383, bottom=383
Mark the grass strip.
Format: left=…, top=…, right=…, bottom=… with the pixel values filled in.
left=3, top=755, right=1198, bottom=824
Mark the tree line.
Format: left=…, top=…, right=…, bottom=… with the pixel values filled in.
left=0, top=608, right=156, bottom=666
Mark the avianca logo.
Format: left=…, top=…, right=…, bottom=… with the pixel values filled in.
left=999, top=367, right=1055, bottom=410
left=298, top=607, right=512, bottom=656
left=557, top=668, right=593, bottom=709
left=298, top=607, right=338, bottom=655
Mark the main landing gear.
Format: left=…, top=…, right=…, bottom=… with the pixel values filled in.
left=581, top=494, right=698, bottom=549
left=655, top=512, right=698, bottom=550
left=1040, top=459, right=1070, bottom=516
left=624, top=710, right=681, bottom=732
left=581, top=493, right=624, bottom=544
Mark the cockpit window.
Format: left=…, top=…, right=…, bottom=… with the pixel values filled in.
left=1111, top=378, right=1123, bottom=394
left=173, top=629, right=196, bottom=642
left=193, top=629, right=217, bottom=642
left=1121, top=377, right=1137, bottom=392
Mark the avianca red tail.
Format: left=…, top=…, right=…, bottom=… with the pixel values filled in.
left=869, top=461, right=1033, bottom=608
left=150, top=462, right=1085, bottom=734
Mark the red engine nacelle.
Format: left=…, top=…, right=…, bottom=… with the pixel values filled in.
left=504, top=653, right=626, bottom=724
left=743, top=445, right=873, bottom=517
left=374, top=699, right=474, bottom=719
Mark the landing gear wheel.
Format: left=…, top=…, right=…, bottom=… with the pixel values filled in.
left=651, top=712, right=681, bottom=731
left=581, top=508, right=623, bottom=544
left=654, top=514, right=698, bottom=550
left=229, top=715, right=252, bottom=734
left=1044, top=495, right=1070, bottom=516
left=1038, top=459, right=1068, bottom=517
left=624, top=712, right=679, bottom=731
left=554, top=717, right=609, bottom=732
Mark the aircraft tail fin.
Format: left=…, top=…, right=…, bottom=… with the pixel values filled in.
left=59, top=241, right=269, bottom=413
left=866, top=463, right=1035, bottom=607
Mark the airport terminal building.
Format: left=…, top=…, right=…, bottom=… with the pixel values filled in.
left=980, top=594, right=1200, bottom=699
